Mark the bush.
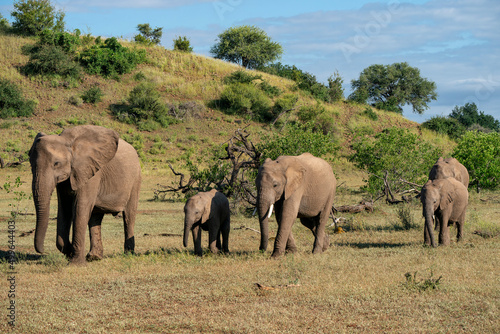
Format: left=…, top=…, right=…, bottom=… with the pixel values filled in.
left=0, top=79, right=37, bottom=118
left=453, top=131, right=500, bottom=191
left=78, top=37, right=146, bottom=77
left=223, top=70, right=262, bottom=85
left=421, top=116, right=465, bottom=139
left=297, top=104, right=337, bottom=135
left=22, top=44, right=81, bottom=78
left=362, top=107, right=378, bottom=121
left=351, top=127, right=442, bottom=196
left=257, top=123, right=335, bottom=160
left=173, top=36, right=193, bottom=52
left=38, top=28, right=80, bottom=54
left=81, top=86, right=103, bottom=104
left=114, top=82, right=177, bottom=130
left=218, top=82, right=272, bottom=119
left=68, top=95, right=83, bottom=106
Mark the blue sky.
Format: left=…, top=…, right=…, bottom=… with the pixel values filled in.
left=1, top=0, right=499, bottom=123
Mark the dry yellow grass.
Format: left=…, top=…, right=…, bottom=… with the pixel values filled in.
left=0, top=167, right=499, bottom=333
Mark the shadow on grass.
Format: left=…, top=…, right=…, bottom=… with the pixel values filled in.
left=334, top=241, right=414, bottom=249
left=0, top=249, right=42, bottom=263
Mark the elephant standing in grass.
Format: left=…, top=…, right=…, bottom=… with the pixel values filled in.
left=428, top=157, right=469, bottom=230
left=183, top=189, right=230, bottom=256
left=256, top=153, right=336, bottom=257
left=29, top=125, right=141, bottom=265
left=421, top=178, right=468, bottom=247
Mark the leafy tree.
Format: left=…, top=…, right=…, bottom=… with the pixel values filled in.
left=449, top=102, right=499, bottom=132
left=349, top=62, right=437, bottom=114
left=351, top=127, right=442, bottom=197
left=11, top=0, right=65, bottom=36
left=0, top=13, right=10, bottom=32
left=453, top=131, right=500, bottom=191
left=173, top=36, right=193, bottom=52
left=134, top=23, right=162, bottom=45
left=210, top=25, right=283, bottom=69
left=22, top=44, right=81, bottom=78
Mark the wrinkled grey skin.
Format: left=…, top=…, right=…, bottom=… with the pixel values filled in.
left=428, top=157, right=469, bottom=230
left=183, top=189, right=230, bottom=256
left=29, top=125, right=141, bottom=265
left=255, top=153, right=336, bottom=257
left=421, top=178, right=468, bottom=248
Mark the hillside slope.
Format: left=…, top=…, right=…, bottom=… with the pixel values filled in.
left=0, top=33, right=452, bottom=181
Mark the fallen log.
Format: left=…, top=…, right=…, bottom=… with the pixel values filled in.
left=334, top=200, right=374, bottom=214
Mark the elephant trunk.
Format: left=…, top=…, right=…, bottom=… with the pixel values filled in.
left=32, top=176, right=54, bottom=254
left=257, top=198, right=272, bottom=251
left=183, top=217, right=193, bottom=248
left=424, top=201, right=437, bottom=248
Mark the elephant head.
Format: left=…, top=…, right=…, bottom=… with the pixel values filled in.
left=421, top=179, right=452, bottom=247
left=255, top=157, right=305, bottom=251
left=29, top=125, right=119, bottom=254
left=183, top=191, right=212, bottom=248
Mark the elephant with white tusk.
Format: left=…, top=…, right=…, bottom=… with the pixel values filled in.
left=255, top=153, right=337, bottom=257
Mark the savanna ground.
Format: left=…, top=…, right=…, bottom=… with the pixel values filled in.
left=0, top=165, right=499, bottom=334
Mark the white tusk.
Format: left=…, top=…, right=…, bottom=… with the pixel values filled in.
left=267, top=203, right=274, bottom=219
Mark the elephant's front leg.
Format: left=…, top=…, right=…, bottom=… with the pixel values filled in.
left=438, top=214, right=451, bottom=246
left=192, top=225, right=203, bottom=256
left=56, top=186, right=74, bottom=257
left=272, top=203, right=298, bottom=258
left=208, top=223, right=220, bottom=254
left=87, top=212, right=104, bottom=261
left=70, top=191, right=98, bottom=265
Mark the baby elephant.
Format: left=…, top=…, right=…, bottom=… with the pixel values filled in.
left=183, top=189, right=230, bottom=256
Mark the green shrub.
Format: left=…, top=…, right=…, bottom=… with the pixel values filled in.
left=68, top=95, right=83, bottom=106
left=38, top=28, right=80, bottom=54
left=0, top=79, right=37, bottom=118
left=259, top=81, right=281, bottom=97
left=173, top=36, right=193, bottom=52
left=257, top=123, right=336, bottom=160
left=78, top=37, right=146, bottom=77
left=362, top=107, right=378, bottom=121
left=22, top=44, right=81, bottom=78
left=114, top=82, right=177, bottom=130
left=297, top=103, right=336, bottom=135
left=218, top=82, right=272, bottom=119
left=223, top=70, right=262, bottom=85
left=81, top=86, right=103, bottom=104
left=421, top=116, right=466, bottom=139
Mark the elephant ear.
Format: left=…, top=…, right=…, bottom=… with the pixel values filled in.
left=284, top=164, right=305, bottom=200
left=201, top=192, right=215, bottom=223
left=28, top=132, right=46, bottom=165
left=62, top=126, right=120, bottom=191
left=439, top=181, right=454, bottom=211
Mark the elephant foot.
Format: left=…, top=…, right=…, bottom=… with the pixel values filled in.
left=124, top=236, right=135, bottom=253
left=86, top=251, right=103, bottom=262
left=271, top=249, right=285, bottom=258
left=322, top=234, right=330, bottom=252
left=68, top=256, right=87, bottom=266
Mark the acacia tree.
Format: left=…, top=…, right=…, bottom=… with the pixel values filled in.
left=450, top=102, right=500, bottom=132
left=134, top=23, right=163, bottom=45
left=210, top=25, right=283, bottom=69
left=349, top=62, right=437, bottom=114
left=11, top=0, right=65, bottom=35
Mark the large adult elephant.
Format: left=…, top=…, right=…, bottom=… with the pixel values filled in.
left=256, top=153, right=336, bottom=257
left=429, top=157, right=469, bottom=187
left=29, top=125, right=141, bottom=265
left=421, top=178, right=468, bottom=247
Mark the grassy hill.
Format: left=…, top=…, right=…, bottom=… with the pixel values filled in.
left=2, top=33, right=498, bottom=333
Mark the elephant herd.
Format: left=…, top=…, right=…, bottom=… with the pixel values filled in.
left=28, top=125, right=469, bottom=265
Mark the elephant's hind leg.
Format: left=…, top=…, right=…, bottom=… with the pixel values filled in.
left=221, top=218, right=230, bottom=253
left=122, top=184, right=140, bottom=253
left=87, top=212, right=104, bottom=261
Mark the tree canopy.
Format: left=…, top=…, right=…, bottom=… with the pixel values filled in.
left=134, top=23, right=163, bottom=45
left=210, top=25, right=283, bottom=69
left=450, top=102, right=499, bottom=132
left=11, top=0, right=65, bottom=35
left=349, top=62, right=437, bottom=114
